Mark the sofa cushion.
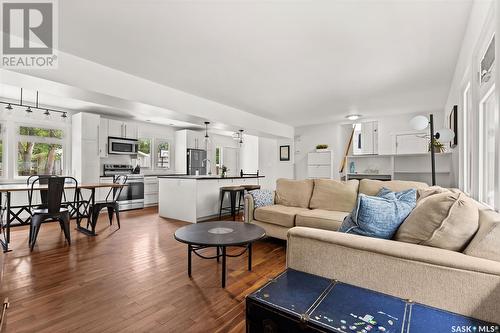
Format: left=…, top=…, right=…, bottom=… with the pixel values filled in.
left=254, top=204, right=309, bottom=228
left=275, top=178, right=314, bottom=208
left=248, top=189, right=274, bottom=208
left=309, top=179, right=359, bottom=212
left=296, top=209, right=349, bottom=231
left=339, top=189, right=417, bottom=239
left=395, top=191, right=479, bottom=251
left=463, top=209, right=500, bottom=262
left=359, top=179, right=428, bottom=196
left=417, top=186, right=460, bottom=202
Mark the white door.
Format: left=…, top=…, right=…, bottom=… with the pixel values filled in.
left=222, top=147, right=239, bottom=176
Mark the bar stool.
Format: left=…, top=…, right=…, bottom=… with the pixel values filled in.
left=219, top=186, right=245, bottom=220
left=242, top=184, right=261, bottom=191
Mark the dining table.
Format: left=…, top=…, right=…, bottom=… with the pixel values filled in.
left=0, top=182, right=126, bottom=252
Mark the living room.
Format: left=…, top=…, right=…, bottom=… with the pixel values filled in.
left=0, top=0, right=499, bottom=332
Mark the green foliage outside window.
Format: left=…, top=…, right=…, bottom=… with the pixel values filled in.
left=18, top=127, right=64, bottom=176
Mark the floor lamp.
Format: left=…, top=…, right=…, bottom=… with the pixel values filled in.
left=410, top=114, right=455, bottom=186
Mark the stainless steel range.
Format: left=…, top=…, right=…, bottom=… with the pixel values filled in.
left=103, top=164, right=144, bottom=211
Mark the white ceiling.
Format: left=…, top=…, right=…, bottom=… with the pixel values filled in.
left=3, top=1, right=473, bottom=127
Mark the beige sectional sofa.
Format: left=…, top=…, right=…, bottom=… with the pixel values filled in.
left=244, top=178, right=428, bottom=239
left=245, top=178, right=500, bottom=323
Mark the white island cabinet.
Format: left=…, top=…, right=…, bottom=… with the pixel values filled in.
left=158, top=176, right=263, bottom=223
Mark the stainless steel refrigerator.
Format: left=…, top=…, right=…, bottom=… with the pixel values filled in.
left=187, top=149, right=207, bottom=175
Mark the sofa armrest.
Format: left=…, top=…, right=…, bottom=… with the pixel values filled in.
left=244, top=191, right=275, bottom=223
left=244, top=194, right=255, bottom=223
left=287, top=227, right=500, bottom=323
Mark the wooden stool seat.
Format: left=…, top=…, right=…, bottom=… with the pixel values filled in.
left=242, top=185, right=261, bottom=191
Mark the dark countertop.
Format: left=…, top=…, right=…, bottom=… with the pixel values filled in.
left=158, top=175, right=265, bottom=180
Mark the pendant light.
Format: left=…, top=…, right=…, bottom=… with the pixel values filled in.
left=25, top=106, right=32, bottom=118
left=203, top=121, right=211, bottom=147
left=238, top=129, right=244, bottom=145
left=43, top=109, right=51, bottom=120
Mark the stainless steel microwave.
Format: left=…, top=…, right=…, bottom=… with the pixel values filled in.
left=108, top=137, right=138, bottom=155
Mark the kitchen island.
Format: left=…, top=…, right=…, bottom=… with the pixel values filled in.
left=158, top=175, right=264, bottom=223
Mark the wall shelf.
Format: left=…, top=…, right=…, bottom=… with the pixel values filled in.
left=345, top=152, right=453, bottom=187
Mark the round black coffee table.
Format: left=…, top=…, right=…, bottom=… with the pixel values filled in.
left=174, top=221, right=266, bottom=288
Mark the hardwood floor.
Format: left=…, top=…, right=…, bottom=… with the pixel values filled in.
left=0, top=207, right=286, bottom=332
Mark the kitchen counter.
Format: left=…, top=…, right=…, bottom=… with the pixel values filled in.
left=158, top=176, right=264, bottom=223
left=158, top=175, right=264, bottom=180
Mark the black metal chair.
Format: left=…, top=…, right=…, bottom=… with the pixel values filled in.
left=88, top=175, right=127, bottom=230
left=28, top=176, right=78, bottom=251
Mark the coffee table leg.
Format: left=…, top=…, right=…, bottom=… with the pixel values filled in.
left=222, top=246, right=226, bottom=288
left=248, top=243, right=252, bottom=271
left=216, top=246, right=220, bottom=262
left=188, top=244, right=192, bottom=277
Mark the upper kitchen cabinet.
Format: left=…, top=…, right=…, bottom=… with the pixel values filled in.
left=176, top=129, right=205, bottom=150
left=352, top=121, right=378, bottom=155
left=99, top=117, right=108, bottom=157
left=72, top=112, right=101, bottom=183
left=108, top=119, right=138, bottom=139
left=175, top=129, right=206, bottom=173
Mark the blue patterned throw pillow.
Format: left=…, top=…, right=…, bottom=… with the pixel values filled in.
left=249, top=189, right=274, bottom=208
left=339, top=188, right=417, bottom=239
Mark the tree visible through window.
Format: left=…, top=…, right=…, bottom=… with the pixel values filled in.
left=156, top=140, right=170, bottom=169
left=138, top=138, right=152, bottom=168
left=17, top=126, right=64, bottom=176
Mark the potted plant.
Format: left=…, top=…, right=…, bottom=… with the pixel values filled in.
left=221, top=165, right=229, bottom=178
left=429, top=139, right=446, bottom=153
left=316, top=144, right=329, bottom=152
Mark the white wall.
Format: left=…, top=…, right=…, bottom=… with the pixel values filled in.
left=258, top=137, right=294, bottom=190
left=239, top=134, right=259, bottom=174
left=443, top=0, right=494, bottom=194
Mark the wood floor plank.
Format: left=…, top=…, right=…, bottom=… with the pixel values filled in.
left=0, top=207, right=286, bottom=332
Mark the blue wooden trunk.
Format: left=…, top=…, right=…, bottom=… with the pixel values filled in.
left=246, top=269, right=499, bottom=333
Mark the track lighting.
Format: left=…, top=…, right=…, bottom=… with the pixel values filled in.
left=0, top=88, right=69, bottom=122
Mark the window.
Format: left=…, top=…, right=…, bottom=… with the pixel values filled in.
left=462, top=82, right=472, bottom=194
left=478, top=85, right=497, bottom=208
left=17, top=126, right=65, bottom=176
left=156, top=139, right=170, bottom=169
left=137, top=138, right=152, bottom=168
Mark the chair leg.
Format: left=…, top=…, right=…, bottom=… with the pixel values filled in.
left=114, top=205, right=121, bottom=229
left=60, top=212, right=71, bottom=245
left=91, top=206, right=100, bottom=232
left=107, top=206, right=114, bottom=225
left=30, top=215, right=42, bottom=251
left=230, top=191, right=236, bottom=221
left=219, top=191, right=225, bottom=219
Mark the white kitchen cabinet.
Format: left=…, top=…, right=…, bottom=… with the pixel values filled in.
left=72, top=112, right=101, bottom=184
left=107, top=119, right=138, bottom=139
left=353, top=121, right=378, bottom=155
left=144, top=176, right=159, bottom=206
left=108, top=119, right=123, bottom=137
left=175, top=129, right=206, bottom=174
left=98, top=117, right=108, bottom=157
